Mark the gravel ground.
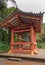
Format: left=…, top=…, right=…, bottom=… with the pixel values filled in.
left=0, top=58, right=45, bottom=65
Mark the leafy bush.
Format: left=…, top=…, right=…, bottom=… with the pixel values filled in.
left=37, top=43, right=42, bottom=48
left=37, top=42, right=45, bottom=49
left=0, top=41, right=10, bottom=53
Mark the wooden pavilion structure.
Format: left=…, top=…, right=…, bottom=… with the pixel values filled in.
left=0, top=9, right=43, bottom=54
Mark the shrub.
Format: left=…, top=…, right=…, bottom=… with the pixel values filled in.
left=0, top=41, right=10, bottom=53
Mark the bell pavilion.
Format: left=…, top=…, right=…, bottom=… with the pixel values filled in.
left=0, top=7, right=43, bottom=54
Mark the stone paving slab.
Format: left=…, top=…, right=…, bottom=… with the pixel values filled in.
left=0, top=49, right=45, bottom=60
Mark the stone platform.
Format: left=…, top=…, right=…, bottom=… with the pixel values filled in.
left=0, top=49, right=45, bottom=61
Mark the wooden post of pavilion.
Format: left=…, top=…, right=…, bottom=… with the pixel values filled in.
left=30, top=26, right=38, bottom=55
left=33, top=29, right=38, bottom=54
left=8, top=27, right=14, bottom=54
left=33, top=30, right=37, bottom=50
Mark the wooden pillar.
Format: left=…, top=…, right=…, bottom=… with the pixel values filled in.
left=30, top=26, right=37, bottom=54
left=33, top=30, right=37, bottom=50
left=10, top=27, right=14, bottom=52
left=30, top=26, right=34, bottom=51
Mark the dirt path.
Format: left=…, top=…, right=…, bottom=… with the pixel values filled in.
left=0, top=58, right=45, bottom=65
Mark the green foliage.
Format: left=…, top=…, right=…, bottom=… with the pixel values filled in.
left=6, top=7, right=16, bottom=17
left=14, top=34, right=18, bottom=42
left=0, top=5, right=16, bottom=52
left=0, top=7, right=16, bottom=22
left=40, top=34, right=45, bottom=42
left=0, top=29, right=10, bottom=53
left=0, top=41, right=10, bottom=53
left=0, top=28, right=2, bottom=41
left=36, top=33, right=42, bottom=43
left=0, top=0, right=16, bottom=22
left=36, top=23, right=45, bottom=49
left=37, top=42, right=45, bottom=49
left=0, top=0, right=7, bottom=21
left=0, top=0, right=6, bottom=9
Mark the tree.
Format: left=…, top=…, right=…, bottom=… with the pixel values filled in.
left=0, top=7, right=16, bottom=42
left=0, top=0, right=17, bottom=52
left=6, top=7, right=16, bottom=16
left=0, top=0, right=6, bottom=9
left=0, top=0, right=7, bottom=21
left=5, top=0, right=17, bottom=8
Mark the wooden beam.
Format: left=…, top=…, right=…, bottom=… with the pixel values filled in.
left=0, top=13, right=19, bottom=28
left=14, top=29, right=30, bottom=33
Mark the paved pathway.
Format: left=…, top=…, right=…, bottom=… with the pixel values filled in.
left=0, top=58, right=45, bottom=65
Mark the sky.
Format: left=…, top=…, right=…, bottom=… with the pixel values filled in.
left=7, top=0, right=45, bottom=23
